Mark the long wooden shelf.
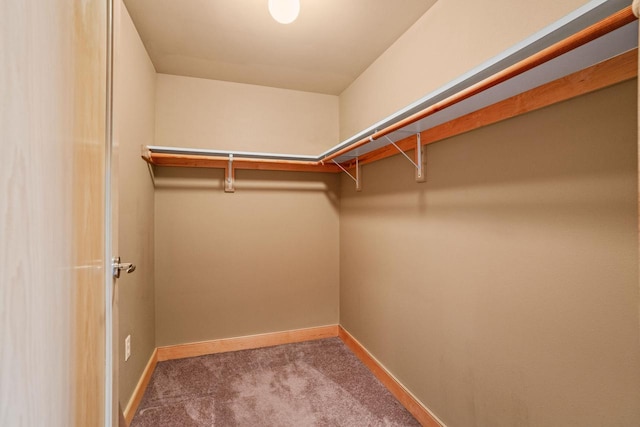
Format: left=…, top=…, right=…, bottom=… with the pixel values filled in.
left=144, top=152, right=340, bottom=173
left=341, top=47, right=638, bottom=171
left=141, top=5, right=638, bottom=177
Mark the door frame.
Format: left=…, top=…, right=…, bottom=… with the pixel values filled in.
left=105, top=0, right=116, bottom=424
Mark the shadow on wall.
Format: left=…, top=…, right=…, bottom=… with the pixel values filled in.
left=152, top=165, right=340, bottom=209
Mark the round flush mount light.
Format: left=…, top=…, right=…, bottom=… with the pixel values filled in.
left=268, top=0, right=300, bottom=24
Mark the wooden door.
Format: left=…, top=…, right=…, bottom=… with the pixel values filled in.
left=0, top=0, right=111, bottom=426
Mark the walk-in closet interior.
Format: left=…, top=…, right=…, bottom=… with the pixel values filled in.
left=116, top=0, right=640, bottom=425
left=3, top=0, right=640, bottom=426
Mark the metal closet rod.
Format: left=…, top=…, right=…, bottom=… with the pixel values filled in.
left=145, top=3, right=636, bottom=167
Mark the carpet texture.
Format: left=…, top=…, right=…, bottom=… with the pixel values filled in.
left=130, top=337, right=420, bottom=426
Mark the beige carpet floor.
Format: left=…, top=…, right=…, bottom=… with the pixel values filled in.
left=130, top=337, right=420, bottom=426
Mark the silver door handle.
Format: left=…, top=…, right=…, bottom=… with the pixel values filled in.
left=112, top=256, right=136, bottom=279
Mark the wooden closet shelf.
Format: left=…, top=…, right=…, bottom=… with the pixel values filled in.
left=143, top=151, right=340, bottom=174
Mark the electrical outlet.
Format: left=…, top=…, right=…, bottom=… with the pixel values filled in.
left=125, top=335, right=131, bottom=361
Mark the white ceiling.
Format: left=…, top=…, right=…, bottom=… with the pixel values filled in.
left=123, top=0, right=438, bottom=95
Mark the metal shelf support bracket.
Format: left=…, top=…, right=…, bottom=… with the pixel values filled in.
left=415, top=133, right=426, bottom=183
left=141, top=145, right=157, bottom=186
left=385, top=134, right=425, bottom=183
left=333, top=157, right=361, bottom=192
left=225, top=154, right=235, bottom=193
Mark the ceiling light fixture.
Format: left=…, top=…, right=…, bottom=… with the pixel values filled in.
left=268, top=0, right=300, bottom=24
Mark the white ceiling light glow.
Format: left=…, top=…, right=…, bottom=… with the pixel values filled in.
left=268, top=0, right=300, bottom=24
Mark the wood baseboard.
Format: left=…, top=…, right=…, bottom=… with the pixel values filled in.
left=123, top=348, right=158, bottom=426
left=156, top=324, right=339, bottom=361
left=338, top=326, right=444, bottom=427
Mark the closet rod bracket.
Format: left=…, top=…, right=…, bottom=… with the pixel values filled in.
left=333, top=158, right=361, bottom=192
left=225, top=154, right=235, bottom=193
left=384, top=134, right=425, bottom=183
left=141, top=145, right=156, bottom=187
left=415, top=133, right=426, bottom=183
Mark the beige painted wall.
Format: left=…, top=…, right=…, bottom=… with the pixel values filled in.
left=115, top=1, right=157, bottom=408
left=1, top=1, right=107, bottom=425
left=153, top=72, right=341, bottom=346
left=340, top=81, right=640, bottom=426
left=155, top=74, right=339, bottom=154
left=339, top=0, right=589, bottom=140
left=154, top=168, right=340, bottom=346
